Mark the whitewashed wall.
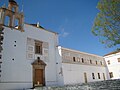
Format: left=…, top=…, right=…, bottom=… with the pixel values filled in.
left=0, top=24, right=63, bottom=90
left=61, top=47, right=109, bottom=85
left=104, top=52, right=120, bottom=79
left=62, top=63, right=108, bottom=85
left=55, top=46, right=64, bottom=86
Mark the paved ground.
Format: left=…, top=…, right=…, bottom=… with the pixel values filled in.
left=27, top=79, right=120, bottom=90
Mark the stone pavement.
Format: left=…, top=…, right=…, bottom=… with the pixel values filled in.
left=27, top=79, right=120, bottom=90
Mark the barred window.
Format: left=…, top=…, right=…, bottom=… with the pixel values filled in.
left=35, top=41, right=42, bottom=55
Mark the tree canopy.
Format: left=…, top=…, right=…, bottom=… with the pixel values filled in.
left=92, top=0, right=120, bottom=48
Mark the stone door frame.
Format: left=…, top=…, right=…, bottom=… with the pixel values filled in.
left=32, top=59, right=46, bottom=87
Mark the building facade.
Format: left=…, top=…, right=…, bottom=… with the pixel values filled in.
left=0, top=1, right=110, bottom=90
left=60, top=47, right=109, bottom=85
left=104, top=51, right=120, bottom=79
left=0, top=1, right=63, bottom=89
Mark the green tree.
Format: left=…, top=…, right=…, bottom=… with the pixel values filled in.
left=92, top=0, right=120, bottom=47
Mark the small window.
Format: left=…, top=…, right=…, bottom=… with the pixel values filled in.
left=73, top=57, right=75, bottom=62
left=0, top=55, right=1, bottom=59
left=100, top=61, right=102, bottom=65
left=107, top=60, right=110, bottom=65
left=92, top=73, right=95, bottom=79
left=90, top=60, right=92, bottom=64
left=109, top=72, right=113, bottom=78
left=96, top=61, right=97, bottom=65
left=82, top=58, right=84, bottom=63
left=118, top=58, right=120, bottom=62
left=98, top=73, right=100, bottom=79
left=35, top=41, right=42, bottom=55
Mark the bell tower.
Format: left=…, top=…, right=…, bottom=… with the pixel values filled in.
left=0, top=0, right=24, bottom=32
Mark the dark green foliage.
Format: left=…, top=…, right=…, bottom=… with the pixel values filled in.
left=92, top=0, right=120, bottom=47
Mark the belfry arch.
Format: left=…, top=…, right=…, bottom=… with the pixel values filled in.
left=0, top=0, right=24, bottom=31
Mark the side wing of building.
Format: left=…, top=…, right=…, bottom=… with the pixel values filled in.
left=60, top=47, right=109, bottom=85
left=104, top=51, right=120, bottom=79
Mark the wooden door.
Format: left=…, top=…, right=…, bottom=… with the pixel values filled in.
left=35, top=69, right=43, bottom=85
left=84, top=72, right=87, bottom=83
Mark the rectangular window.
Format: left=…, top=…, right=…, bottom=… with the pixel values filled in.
left=92, top=73, right=95, bottom=79
left=118, top=58, right=120, bottom=62
left=96, top=61, right=97, bottom=65
left=109, top=72, right=113, bottom=78
left=73, top=57, right=75, bottom=62
left=98, top=73, right=100, bottom=79
left=82, top=58, right=84, bottom=63
left=90, top=60, right=92, bottom=64
left=0, top=55, right=1, bottom=59
left=107, top=60, right=110, bottom=65
left=35, top=41, right=42, bottom=55
left=100, top=61, right=102, bottom=65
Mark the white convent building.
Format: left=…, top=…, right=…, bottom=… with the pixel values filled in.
left=0, top=0, right=117, bottom=90
left=104, top=50, right=120, bottom=80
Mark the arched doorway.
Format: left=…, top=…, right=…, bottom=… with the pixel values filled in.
left=32, top=58, right=46, bottom=87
